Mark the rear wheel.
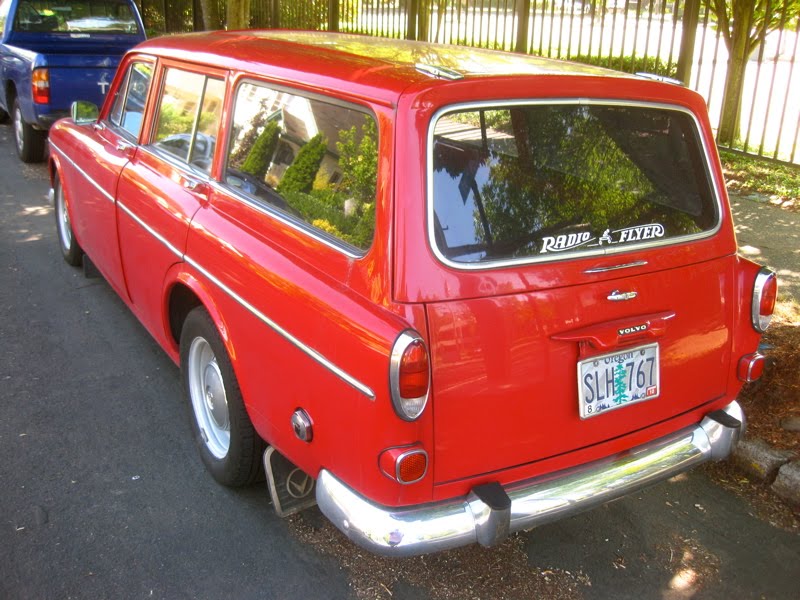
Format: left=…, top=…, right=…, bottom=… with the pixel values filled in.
left=13, top=98, right=46, bottom=163
left=54, top=175, right=83, bottom=266
left=180, top=307, right=262, bottom=487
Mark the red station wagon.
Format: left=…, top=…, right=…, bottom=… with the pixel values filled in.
left=48, top=31, right=778, bottom=556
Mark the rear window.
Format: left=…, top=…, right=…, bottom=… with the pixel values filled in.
left=430, top=102, right=719, bottom=266
left=14, top=1, right=139, bottom=34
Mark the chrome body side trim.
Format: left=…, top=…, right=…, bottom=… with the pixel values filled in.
left=316, top=400, right=743, bottom=557
left=117, top=200, right=183, bottom=259
left=584, top=260, right=648, bottom=274
left=50, top=141, right=115, bottom=204
left=51, top=140, right=375, bottom=400
left=184, top=255, right=376, bottom=400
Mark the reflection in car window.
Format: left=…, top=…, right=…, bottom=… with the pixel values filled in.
left=431, top=104, right=718, bottom=264
left=226, top=82, right=377, bottom=251
left=108, top=61, right=152, bottom=139
left=151, top=68, right=223, bottom=174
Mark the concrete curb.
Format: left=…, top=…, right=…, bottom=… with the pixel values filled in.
left=733, top=437, right=800, bottom=512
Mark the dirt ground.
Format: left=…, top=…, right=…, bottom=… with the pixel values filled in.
left=715, top=193, right=800, bottom=528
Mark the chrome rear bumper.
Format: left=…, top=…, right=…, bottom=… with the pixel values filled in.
left=316, top=401, right=744, bottom=557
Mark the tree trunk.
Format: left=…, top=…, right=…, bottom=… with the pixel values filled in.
left=199, top=0, right=222, bottom=30
left=716, top=1, right=755, bottom=147
left=226, top=0, right=252, bottom=30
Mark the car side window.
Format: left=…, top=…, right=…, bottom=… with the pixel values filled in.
left=108, top=61, right=152, bottom=139
left=150, top=67, right=224, bottom=174
left=225, top=82, right=377, bottom=252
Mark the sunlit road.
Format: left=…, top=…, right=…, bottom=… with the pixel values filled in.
left=1, top=124, right=798, bottom=599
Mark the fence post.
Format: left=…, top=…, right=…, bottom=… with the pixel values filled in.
left=676, top=0, right=700, bottom=86
left=515, top=0, right=531, bottom=54
left=406, top=0, right=418, bottom=41
left=270, top=0, right=280, bottom=29
left=328, top=0, right=339, bottom=31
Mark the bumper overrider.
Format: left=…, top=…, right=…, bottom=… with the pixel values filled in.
left=316, top=401, right=744, bottom=557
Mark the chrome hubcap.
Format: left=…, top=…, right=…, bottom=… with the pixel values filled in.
left=188, top=337, right=230, bottom=458
left=56, top=186, right=72, bottom=251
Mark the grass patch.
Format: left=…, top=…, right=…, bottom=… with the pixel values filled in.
left=720, top=149, right=800, bottom=211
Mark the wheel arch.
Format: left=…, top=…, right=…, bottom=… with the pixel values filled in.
left=163, top=267, right=236, bottom=365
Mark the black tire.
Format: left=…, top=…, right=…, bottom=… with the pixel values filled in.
left=0, top=106, right=8, bottom=124
left=53, top=174, right=84, bottom=266
left=13, top=98, right=47, bottom=163
left=180, top=307, right=263, bottom=487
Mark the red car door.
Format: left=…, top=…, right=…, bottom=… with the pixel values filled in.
left=115, top=64, right=226, bottom=349
left=50, top=58, right=155, bottom=300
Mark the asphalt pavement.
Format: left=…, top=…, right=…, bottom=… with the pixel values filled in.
left=1, top=125, right=799, bottom=600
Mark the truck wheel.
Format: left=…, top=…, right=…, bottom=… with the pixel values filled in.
left=180, top=307, right=263, bottom=487
left=13, top=98, right=46, bottom=163
left=54, top=175, right=84, bottom=266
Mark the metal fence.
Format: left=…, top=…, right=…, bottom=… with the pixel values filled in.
left=137, top=0, right=800, bottom=165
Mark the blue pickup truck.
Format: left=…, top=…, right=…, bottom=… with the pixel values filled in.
left=0, top=0, right=144, bottom=162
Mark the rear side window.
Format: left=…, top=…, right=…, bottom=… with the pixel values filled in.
left=430, top=103, right=718, bottom=266
left=225, top=82, right=377, bottom=252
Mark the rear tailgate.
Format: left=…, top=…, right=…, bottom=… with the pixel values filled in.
left=43, top=53, right=125, bottom=109
left=423, top=99, right=736, bottom=484
left=427, top=256, right=734, bottom=483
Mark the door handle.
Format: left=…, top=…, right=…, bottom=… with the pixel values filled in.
left=182, top=177, right=210, bottom=203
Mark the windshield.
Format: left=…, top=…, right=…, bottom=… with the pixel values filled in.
left=430, top=102, right=719, bottom=266
left=14, top=0, right=139, bottom=34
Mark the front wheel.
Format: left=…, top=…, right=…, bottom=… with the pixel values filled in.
left=13, top=98, right=47, bottom=163
left=54, top=175, right=83, bottom=266
left=180, top=307, right=263, bottom=487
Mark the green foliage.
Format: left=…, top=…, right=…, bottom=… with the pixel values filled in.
left=278, top=134, right=328, bottom=195
left=283, top=190, right=375, bottom=249
left=569, top=54, right=678, bottom=78
left=335, top=118, right=378, bottom=204
left=154, top=103, right=196, bottom=139
left=240, top=121, right=280, bottom=180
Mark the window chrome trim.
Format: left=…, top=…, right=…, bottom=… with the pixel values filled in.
left=426, top=99, right=725, bottom=271
left=50, top=140, right=375, bottom=400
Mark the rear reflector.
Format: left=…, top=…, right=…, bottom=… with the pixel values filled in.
left=738, top=353, right=766, bottom=383
left=379, top=446, right=428, bottom=484
left=32, top=69, right=50, bottom=105
left=390, top=331, right=430, bottom=421
left=752, top=268, right=777, bottom=333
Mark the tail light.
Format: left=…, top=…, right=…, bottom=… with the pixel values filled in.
left=389, top=331, right=430, bottom=421
left=751, top=268, right=777, bottom=333
left=379, top=446, right=428, bottom=484
left=32, top=69, right=50, bottom=104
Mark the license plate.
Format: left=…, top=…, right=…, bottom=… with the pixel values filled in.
left=578, top=343, right=660, bottom=419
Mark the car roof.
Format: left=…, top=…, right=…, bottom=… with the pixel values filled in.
left=135, top=30, right=630, bottom=105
